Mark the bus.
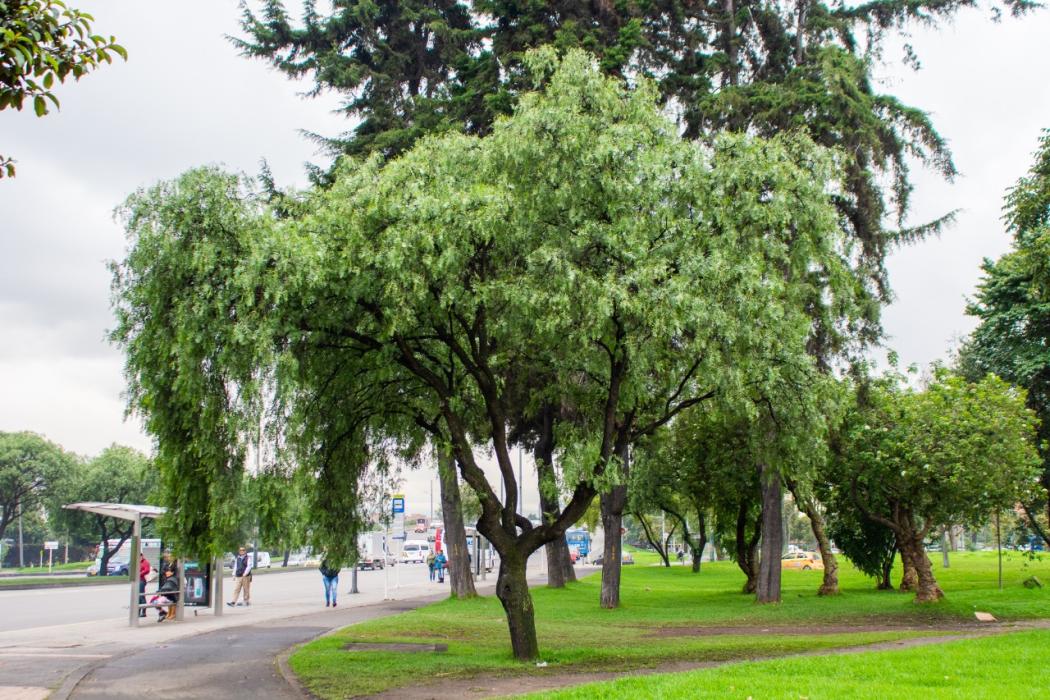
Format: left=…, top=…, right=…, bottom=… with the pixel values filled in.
left=566, top=529, right=591, bottom=560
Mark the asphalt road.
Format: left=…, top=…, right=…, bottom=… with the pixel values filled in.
left=0, top=563, right=439, bottom=632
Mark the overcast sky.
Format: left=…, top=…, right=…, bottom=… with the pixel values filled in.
left=2, top=2, right=1048, bottom=515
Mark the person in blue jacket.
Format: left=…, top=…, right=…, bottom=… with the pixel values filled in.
left=433, top=551, right=448, bottom=583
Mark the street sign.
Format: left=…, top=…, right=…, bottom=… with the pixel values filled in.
left=44, top=541, right=58, bottom=550
left=392, top=494, right=405, bottom=514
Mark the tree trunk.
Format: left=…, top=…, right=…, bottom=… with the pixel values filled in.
left=897, top=534, right=918, bottom=592
left=787, top=480, right=839, bottom=596
left=691, top=512, right=707, bottom=573
left=438, top=449, right=477, bottom=599
left=635, top=512, right=670, bottom=566
left=904, top=535, right=944, bottom=603
left=941, top=529, right=950, bottom=569
left=534, top=410, right=575, bottom=588
left=599, top=484, right=627, bottom=608
left=735, top=499, right=759, bottom=594
left=495, top=551, right=539, bottom=661
left=877, top=546, right=895, bottom=590
left=282, top=549, right=290, bottom=567
left=756, top=462, right=782, bottom=604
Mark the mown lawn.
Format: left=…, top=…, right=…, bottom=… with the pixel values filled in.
left=288, top=550, right=1049, bottom=699
left=527, top=628, right=1050, bottom=699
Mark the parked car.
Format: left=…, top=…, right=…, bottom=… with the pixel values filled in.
left=250, top=551, right=272, bottom=569
left=781, top=551, right=824, bottom=571
left=591, top=551, right=634, bottom=566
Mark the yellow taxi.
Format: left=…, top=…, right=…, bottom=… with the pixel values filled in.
left=781, top=551, right=824, bottom=571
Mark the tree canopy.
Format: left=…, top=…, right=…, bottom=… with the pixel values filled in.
left=47, top=444, right=155, bottom=571
left=834, top=369, right=1041, bottom=601
left=0, top=430, right=76, bottom=544
left=0, top=0, right=125, bottom=176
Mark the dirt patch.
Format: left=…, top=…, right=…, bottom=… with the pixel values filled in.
left=344, top=642, right=448, bottom=653
left=647, top=622, right=980, bottom=637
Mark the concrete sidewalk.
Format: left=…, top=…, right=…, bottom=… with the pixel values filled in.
left=0, top=571, right=494, bottom=699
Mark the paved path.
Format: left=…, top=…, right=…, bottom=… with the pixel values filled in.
left=0, top=558, right=561, bottom=699
left=72, top=596, right=446, bottom=699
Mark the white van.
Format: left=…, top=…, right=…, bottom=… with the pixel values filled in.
left=89, top=538, right=162, bottom=576
left=400, top=540, right=431, bottom=563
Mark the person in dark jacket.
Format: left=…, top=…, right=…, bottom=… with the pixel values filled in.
left=150, top=563, right=179, bottom=622
left=319, top=558, right=341, bottom=607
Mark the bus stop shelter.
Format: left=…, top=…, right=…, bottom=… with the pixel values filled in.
left=63, top=502, right=225, bottom=627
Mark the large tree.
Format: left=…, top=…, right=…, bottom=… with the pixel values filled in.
left=963, top=129, right=1050, bottom=547
left=836, top=369, right=1041, bottom=602
left=112, top=50, right=854, bottom=659
left=0, top=0, right=125, bottom=177
left=0, top=431, right=75, bottom=545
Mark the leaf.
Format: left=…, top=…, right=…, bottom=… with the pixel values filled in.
left=33, top=95, right=47, bottom=116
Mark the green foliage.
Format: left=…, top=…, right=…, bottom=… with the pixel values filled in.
left=0, top=0, right=125, bottom=177
left=110, top=168, right=272, bottom=560
left=839, top=370, right=1042, bottom=539
left=0, top=431, right=76, bottom=543
left=234, top=0, right=1038, bottom=342
left=964, top=129, right=1050, bottom=543
left=235, top=0, right=487, bottom=161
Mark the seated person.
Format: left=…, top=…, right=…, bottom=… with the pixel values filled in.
left=149, top=563, right=180, bottom=622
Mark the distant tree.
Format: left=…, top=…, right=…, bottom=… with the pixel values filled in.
left=0, top=0, right=125, bottom=176
left=963, top=129, right=1050, bottom=547
left=0, top=431, right=75, bottom=545
left=837, top=369, right=1041, bottom=602
left=48, top=445, right=154, bottom=575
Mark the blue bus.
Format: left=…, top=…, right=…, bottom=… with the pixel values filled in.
left=566, top=529, right=591, bottom=558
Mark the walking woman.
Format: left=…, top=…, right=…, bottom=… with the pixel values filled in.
left=320, top=557, right=341, bottom=607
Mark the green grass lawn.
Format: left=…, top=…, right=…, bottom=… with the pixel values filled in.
left=1, top=560, right=93, bottom=574
left=288, top=550, right=1049, bottom=699
left=526, top=628, right=1050, bottom=699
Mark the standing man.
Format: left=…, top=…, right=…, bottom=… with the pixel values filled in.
left=138, top=553, right=150, bottom=617
left=227, top=546, right=253, bottom=607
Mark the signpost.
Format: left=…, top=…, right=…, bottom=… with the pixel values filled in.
left=44, top=540, right=58, bottom=573
left=391, top=494, right=405, bottom=591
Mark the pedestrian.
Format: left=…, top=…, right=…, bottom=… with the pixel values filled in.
left=151, top=566, right=179, bottom=622
left=319, top=557, right=340, bottom=608
left=160, top=550, right=177, bottom=579
left=227, top=546, right=253, bottom=607
left=138, top=553, right=150, bottom=618
left=434, top=551, right=448, bottom=583
left=426, top=551, right=436, bottom=581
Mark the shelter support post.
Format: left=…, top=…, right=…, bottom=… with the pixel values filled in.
left=214, top=557, right=223, bottom=616
left=128, top=516, right=141, bottom=628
